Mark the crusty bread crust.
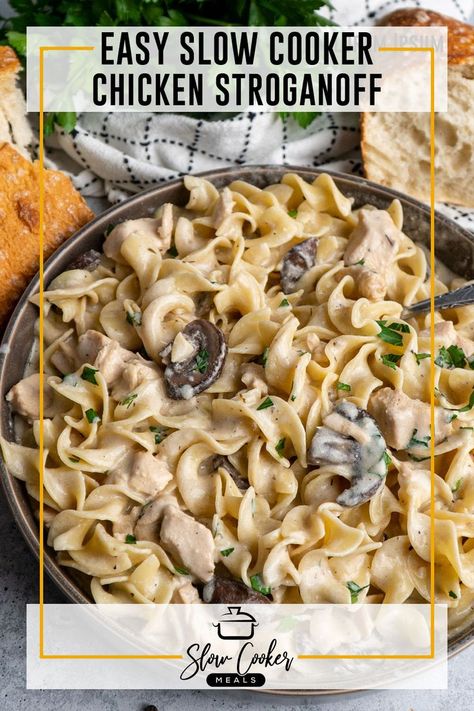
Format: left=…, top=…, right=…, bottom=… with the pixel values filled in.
left=0, top=143, right=94, bottom=323
left=0, top=46, right=21, bottom=76
left=361, top=10, right=474, bottom=205
left=382, top=9, right=474, bottom=65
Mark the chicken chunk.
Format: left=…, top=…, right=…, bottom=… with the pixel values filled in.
left=130, top=452, right=172, bottom=497
left=6, top=373, right=56, bottom=420
left=160, top=506, right=215, bottom=582
left=133, top=495, right=177, bottom=544
left=77, top=330, right=135, bottom=386
left=171, top=581, right=202, bottom=604
left=420, top=320, right=474, bottom=358
left=344, top=209, right=402, bottom=300
left=106, top=451, right=172, bottom=498
left=368, top=387, right=453, bottom=451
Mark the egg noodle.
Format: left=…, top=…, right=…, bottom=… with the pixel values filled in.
left=2, top=173, right=474, bottom=626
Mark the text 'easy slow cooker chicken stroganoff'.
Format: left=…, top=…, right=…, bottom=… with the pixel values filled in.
left=2, top=173, right=474, bottom=621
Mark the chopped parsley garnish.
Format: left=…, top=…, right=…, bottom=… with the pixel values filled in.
left=195, top=348, right=209, bottom=374
left=85, top=408, right=100, bottom=424
left=256, top=346, right=269, bottom=367
left=288, top=209, right=298, bottom=218
left=457, top=390, right=474, bottom=413
left=174, top=565, right=190, bottom=576
left=381, top=353, right=401, bottom=370
left=69, top=456, right=80, bottom=463
left=449, top=412, right=458, bottom=422
left=81, top=366, right=98, bottom=385
left=250, top=574, right=271, bottom=596
left=167, top=244, right=179, bottom=258
left=452, top=478, right=463, bottom=494
left=449, top=590, right=458, bottom=599
left=346, top=580, right=369, bottom=604
left=408, top=429, right=430, bottom=449
left=435, top=345, right=467, bottom=370
left=257, top=396, right=273, bottom=411
left=121, top=393, right=138, bottom=408
left=149, top=426, right=167, bottom=445
left=414, top=352, right=430, bottom=365
left=408, top=454, right=431, bottom=462
left=104, top=224, right=115, bottom=236
left=376, top=320, right=407, bottom=346
left=461, top=426, right=474, bottom=431
left=290, top=394, right=296, bottom=401
left=354, top=258, right=365, bottom=266
left=279, top=298, right=290, bottom=307
left=220, top=548, right=234, bottom=557
left=337, top=382, right=351, bottom=392
left=275, top=437, right=286, bottom=456
left=388, top=322, right=410, bottom=333
left=125, top=534, right=136, bottom=544
left=383, top=451, right=392, bottom=467
left=126, top=311, right=142, bottom=326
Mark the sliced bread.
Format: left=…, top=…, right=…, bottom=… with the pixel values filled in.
left=361, top=9, right=474, bottom=208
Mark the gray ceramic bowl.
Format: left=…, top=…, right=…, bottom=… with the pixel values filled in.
left=1, top=165, right=474, bottom=662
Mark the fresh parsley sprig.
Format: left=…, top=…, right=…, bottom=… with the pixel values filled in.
left=250, top=573, right=271, bottom=596
left=220, top=547, right=234, bottom=557
left=376, top=320, right=409, bottom=347
left=414, top=352, right=430, bottom=365
left=257, top=396, right=273, bottom=411
left=195, top=348, right=209, bottom=373
left=435, top=345, right=471, bottom=370
left=1, top=0, right=334, bottom=131
left=346, top=580, right=369, bottom=604
left=407, top=429, right=430, bottom=449
left=380, top=353, right=401, bottom=370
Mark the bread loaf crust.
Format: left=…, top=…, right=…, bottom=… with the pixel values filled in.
left=382, top=9, right=474, bottom=65
left=0, top=46, right=21, bottom=76
left=0, top=143, right=94, bottom=324
left=361, top=10, right=474, bottom=207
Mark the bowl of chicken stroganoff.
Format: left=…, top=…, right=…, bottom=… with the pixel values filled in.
left=1, top=165, right=474, bottom=660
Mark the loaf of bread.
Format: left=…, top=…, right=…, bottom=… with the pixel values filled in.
left=361, top=10, right=474, bottom=208
left=0, top=143, right=94, bottom=324
left=0, top=46, right=33, bottom=158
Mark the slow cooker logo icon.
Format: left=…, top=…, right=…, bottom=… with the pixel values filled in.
left=213, top=606, right=258, bottom=640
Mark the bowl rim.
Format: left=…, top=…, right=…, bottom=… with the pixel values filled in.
left=1, top=164, right=474, bottom=687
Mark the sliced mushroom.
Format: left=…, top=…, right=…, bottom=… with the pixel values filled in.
left=194, top=292, right=214, bottom=318
left=206, top=454, right=249, bottom=490
left=280, top=238, right=317, bottom=293
left=67, top=249, right=102, bottom=271
left=308, top=400, right=387, bottom=508
left=308, top=427, right=360, bottom=467
left=163, top=319, right=227, bottom=399
left=203, top=577, right=270, bottom=604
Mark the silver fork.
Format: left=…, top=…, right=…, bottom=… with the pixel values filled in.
left=402, top=283, right=474, bottom=319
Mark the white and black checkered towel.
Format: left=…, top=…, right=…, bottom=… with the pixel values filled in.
left=47, top=0, right=474, bottom=232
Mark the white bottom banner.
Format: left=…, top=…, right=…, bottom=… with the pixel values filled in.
left=27, top=604, right=447, bottom=690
